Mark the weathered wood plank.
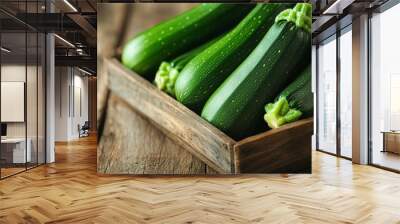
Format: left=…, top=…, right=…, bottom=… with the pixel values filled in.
left=97, top=94, right=206, bottom=174
left=234, top=118, right=313, bottom=173
left=97, top=4, right=131, bottom=134
left=205, top=166, right=219, bottom=175
left=106, top=59, right=235, bottom=174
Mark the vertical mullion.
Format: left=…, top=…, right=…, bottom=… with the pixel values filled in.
left=70, top=69, right=71, bottom=118
left=68, top=69, right=71, bottom=118
left=44, top=0, right=47, bottom=164
left=0, top=20, right=2, bottom=179
left=367, top=11, right=373, bottom=165
left=36, top=0, right=39, bottom=167
left=336, top=28, right=341, bottom=157
left=315, top=44, right=320, bottom=151
left=80, top=88, right=82, bottom=117
left=60, top=67, right=61, bottom=117
left=25, top=0, right=28, bottom=171
left=73, top=68, right=75, bottom=118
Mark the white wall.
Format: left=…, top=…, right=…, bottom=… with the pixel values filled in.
left=55, top=66, right=69, bottom=141
left=1, top=63, right=46, bottom=164
left=1, top=65, right=32, bottom=138
left=1, top=65, right=26, bottom=140
left=72, top=73, right=89, bottom=138
left=54, top=66, right=89, bottom=141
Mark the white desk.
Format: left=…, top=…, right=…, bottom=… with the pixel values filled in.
left=1, top=138, right=31, bottom=163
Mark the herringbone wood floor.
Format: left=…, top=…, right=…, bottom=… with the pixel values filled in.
left=0, top=135, right=399, bottom=224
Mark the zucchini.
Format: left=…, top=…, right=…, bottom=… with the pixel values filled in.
left=201, top=3, right=312, bottom=139
left=264, top=65, right=312, bottom=129
left=175, top=4, right=288, bottom=111
left=122, top=3, right=253, bottom=79
left=154, top=35, right=223, bottom=97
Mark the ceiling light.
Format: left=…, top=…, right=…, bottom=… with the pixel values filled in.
left=54, top=34, right=75, bottom=48
left=76, top=48, right=86, bottom=56
left=63, top=0, right=78, bottom=12
left=78, top=67, right=93, bottom=76
left=1, top=47, right=11, bottom=53
left=323, top=0, right=354, bottom=15
left=323, top=0, right=341, bottom=14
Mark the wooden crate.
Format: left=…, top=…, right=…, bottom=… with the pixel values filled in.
left=97, top=59, right=313, bottom=174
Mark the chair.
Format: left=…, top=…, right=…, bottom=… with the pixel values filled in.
left=79, top=121, right=90, bottom=138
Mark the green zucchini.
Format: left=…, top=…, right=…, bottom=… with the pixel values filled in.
left=264, top=65, right=312, bottom=129
left=154, top=35, right=223, bottom=97
left=175, top=4, right=289, bottom=111
left=201, top=3, right=312, bottom=139
left=122, top=3, right=253, bottom=79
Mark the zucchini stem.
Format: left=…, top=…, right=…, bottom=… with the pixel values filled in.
left=275, top=3, right=312, bottom=33
left=264, top=97, right=302, bottom=129
left=154, top=62, right=180, bottom=96
left=154, top=33, right=225, bottom=97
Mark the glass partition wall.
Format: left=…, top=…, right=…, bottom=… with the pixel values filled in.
left=0, top=2, right=46, bottom=179
left=0, top=30, right=27, bottom=177
left=315, top=26, right=353, bottom=159
left=315, top=0, right=400, bottom=172
left=370, top=3, right=400, bottom=171
left=339, top=26, right=352, bottom=159
left=317, top=35, right=337, bottom=155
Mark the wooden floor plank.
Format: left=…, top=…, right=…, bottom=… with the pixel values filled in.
left=0, top=135, right=399, bottom=223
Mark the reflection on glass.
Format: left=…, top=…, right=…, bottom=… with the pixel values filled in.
left=1, top=31, right=27, bottom=177
left=317, top=36, right=337, bottom=154
left=27, top=31, right=38, bottom=169
left=371, top=3, right=400, bottom=171
left=339, top=28, right=352, bottom=158
left=0, top=1, right=47, bottom=179
left=38, top=33, right=46, bottom=165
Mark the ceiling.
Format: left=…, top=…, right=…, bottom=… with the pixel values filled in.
left=312, top=0, right=391, bottom=43
left=0, top=0, right=97, bottom=74
left=1, top=32, right=45, bottom=63
left=1, top=0, right=394, bottom=74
